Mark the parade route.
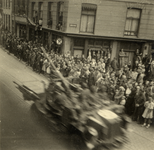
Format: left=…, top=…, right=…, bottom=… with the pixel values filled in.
left=0, top=47, right=154, bottom=150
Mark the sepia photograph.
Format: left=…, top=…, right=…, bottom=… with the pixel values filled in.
left=0, top=0, right=154, bottom=150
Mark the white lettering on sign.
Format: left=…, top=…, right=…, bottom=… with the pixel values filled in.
left=69, top=24, right=77, bottom=28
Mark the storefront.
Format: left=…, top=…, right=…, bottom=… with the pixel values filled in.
left=29, top=27, right=35, bottom=42
left=17, top=24, right=26, bottom=39
left=119, top=41, right=144, bottom=68
left=72, top=37, right=111, bottom=59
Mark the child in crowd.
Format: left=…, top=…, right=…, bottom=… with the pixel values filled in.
left=142, top=95, right=154, bottom=128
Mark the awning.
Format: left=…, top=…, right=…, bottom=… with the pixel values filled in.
left=26, top=17, right=36, bottom=26
left=82, top=3, right=97, bottom=10
left=67, top=33, right=148, bottom=43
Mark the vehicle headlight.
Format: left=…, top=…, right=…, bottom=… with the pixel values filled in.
left=84, top=126, right=98, bottom=144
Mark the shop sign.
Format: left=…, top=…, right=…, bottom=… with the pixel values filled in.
left=56, top=38, right=63, bottom=45
left=69, top=24, right=77, bottom=28
left=89, top=47, right=102, bottom=51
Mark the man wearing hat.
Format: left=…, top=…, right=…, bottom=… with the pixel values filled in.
left=132, top=86, right=146, bottom=124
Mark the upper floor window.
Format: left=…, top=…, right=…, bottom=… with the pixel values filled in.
left=6, top=0, right=10, bottom=8
left=21, top=0, right=26, bottom=15
left=56, top=2, right=64, bottom=30
left=32, top=2, right=36, bottom=22
left=124, top=8, right=141, bottom=36
left=39, top=2, right=43, bottom=20
left=57, top=2, right=64, bottom=24
left=80, top=4, right=97, bottom=33
left=48, top=2, right=53, bottom=20
left=48, top=2, right=53, bottom=27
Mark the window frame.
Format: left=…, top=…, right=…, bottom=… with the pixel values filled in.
left=79, top=4, right=97, bottom=34
left=124, top=8, right=141, bottom=36
left=31, top=2, right=36, bottom=21
left=48, top=2, right=53, bottom=20
left=57, top=1, right=64, bottom=25
left=39, top=2, right=43, bottom=20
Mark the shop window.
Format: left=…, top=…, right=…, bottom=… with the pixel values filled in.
left=95, top=40, right=103, bottom=46
left=124, top=8, right=141, bottom=36
left=48, top=2, right=53, bottom=27
left=120, top=42, right=140, bottom=51
left=88, top=39, right=94, bottom=45
left=80, top=3, right=97, bottom=33
left=39, top=2, right=43, bottom=20
left=19, top=25, right=26, bottom=39
left=29, top=28, right=35, bottom=41
left=74, top=38, right=85, bottom=47
left=103, top=41, right=110, bottom=47
left=74, top=50, right=83, bottom=58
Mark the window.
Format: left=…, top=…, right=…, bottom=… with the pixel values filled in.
left=48, top=2, right=53, bottom=27
left=48, top=2, right=53, bottom=20
left=19, top=25, right=26, bottom=38
left=21, top=0, right=25, bottom=15
left=6, top=0, right=10, bottom=8
left=74, top=38, right=85, bottom=47
left=6, top=15, right=7, bottom=30
left=8, top=15, right=10, bottom=31
left=124, top=8, right=141, bottom=36
left=39, top=2, right=43, bottom=20
left=57, top=2, right=64, bottom=24
left=8, top=0, right=10, bottom=8
left=12, top=20, right=15, bottom=33
left=80, top=4, right=97, bottom=33
left=32, top=2, right=37, bottom=22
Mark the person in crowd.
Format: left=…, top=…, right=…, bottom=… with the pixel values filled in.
left=132, top=86, right=146, bottom=124
left=142, top=95, right=154, bottom=128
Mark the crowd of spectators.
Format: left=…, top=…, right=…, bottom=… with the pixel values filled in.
left=0, top=31, right=154, bottom=128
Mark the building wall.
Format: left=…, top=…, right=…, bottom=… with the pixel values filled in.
left=67, top=0, right=154, bottom=40
left=29, top=0, right=69, bottom=31
left=2, top=0, right=12, bottom=32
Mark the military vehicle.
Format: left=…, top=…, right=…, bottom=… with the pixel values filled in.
left=19, top=47, right=129, bottom=150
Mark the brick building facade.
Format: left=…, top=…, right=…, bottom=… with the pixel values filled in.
left=2, top=0, right=154, bottom=65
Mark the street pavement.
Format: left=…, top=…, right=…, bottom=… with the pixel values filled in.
left=0, top=47, right=154, bottom=150
left=0, top=47, right=76, bottom=150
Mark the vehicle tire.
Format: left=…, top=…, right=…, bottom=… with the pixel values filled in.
left=71, top=134, right=86, bottom=150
